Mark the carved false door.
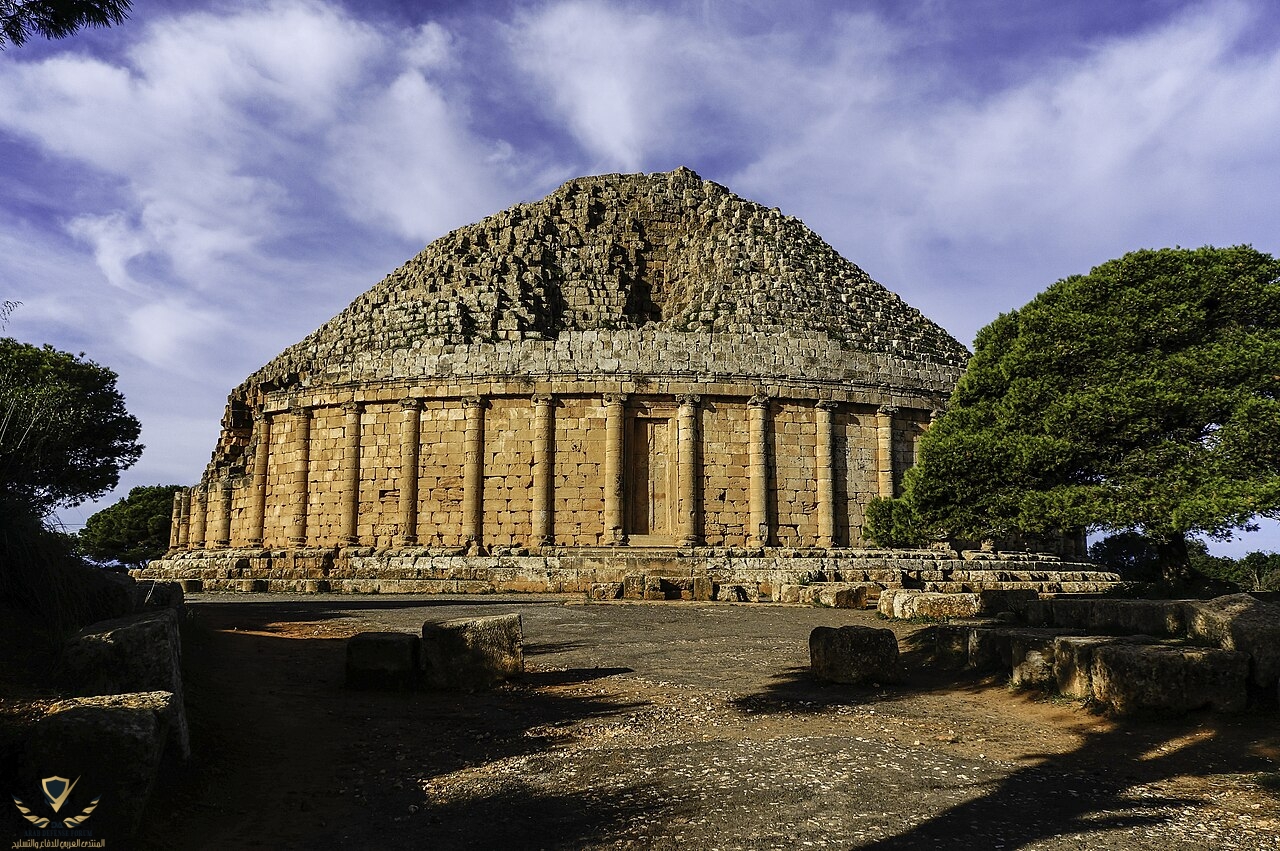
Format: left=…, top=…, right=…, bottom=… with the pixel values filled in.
left=627, top=417, right=676, bottom=544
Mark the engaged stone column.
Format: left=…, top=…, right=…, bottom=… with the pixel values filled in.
left=288, top=405, right=311, bottom=547
left=531, top=394, right=554, bottom=547
left=747, top=395, right=770, bottom=548
left=397, top=399, right=422, bottom=547
left=462, top=396, right=485, bottom=551
left=602, top=393, right=627, bottom=545
left=876, top=405, right=898, bottom=499
left=341, top=402, right=363, bottom=546
left=172, top=490, right=189, bottom=550
left=189, top=485, right=207, bottom=550
left=816, top=401, right=837, bottom=549
left=246, top=412, right=271, bottom=548
left=676, top=394, right=701, bottom=548
left=213, top=476, right=233, bottom=548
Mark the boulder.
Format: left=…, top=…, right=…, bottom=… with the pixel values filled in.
left=346, top=632, right=421, bottom=690
left=809, top=625, right=903, bottom=685
left=61, top=609, right=188, bottom=759
left=1090, top=644, right=1249, bottom=714
left=421, top=613, right=524, bottom=689
left=22, top=691, right=174, bottom=839
left=1183, top=594, right=1280, bottom=692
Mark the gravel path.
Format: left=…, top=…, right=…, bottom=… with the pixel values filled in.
left=139, top=594, right=1280, bottom=850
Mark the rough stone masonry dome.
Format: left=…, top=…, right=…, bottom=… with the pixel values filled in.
left=152, top=167, right=1087, bottom=597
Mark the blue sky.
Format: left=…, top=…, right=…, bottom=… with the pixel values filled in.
left=3, top=0, right=1278, bottom=554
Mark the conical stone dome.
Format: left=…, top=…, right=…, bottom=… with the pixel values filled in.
left=240, top=167, right=967, bottom=400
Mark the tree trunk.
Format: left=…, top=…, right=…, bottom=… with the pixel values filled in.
left=1155, top=532, right=1191, bottom=584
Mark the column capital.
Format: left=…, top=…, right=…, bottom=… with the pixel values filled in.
left=676, top=393, right=701, bottom=408
left=531, top=393, right=554, bottom=405
left=462, top=395, right=486, bottom=409
left=602, top=393, right=628, bottom=406
left=289, top=403, right=311, bottom=419
left=748, top=394, right=772, bottom=408
left=253, top=409, right=271, bottom=423
left=929, top=408, right=944, bottom=423
left=400, top=397, right=423, bottom=411
left=877, top=404, right=899, bottom=416
left=343, top=401, right=364, bottom=415
left=816, top=400, right=839, bottom=412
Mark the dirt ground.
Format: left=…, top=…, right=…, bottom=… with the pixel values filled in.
left=106, top=595, right=1280, bottom=848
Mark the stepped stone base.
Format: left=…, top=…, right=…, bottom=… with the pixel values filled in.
left=137, top=549, right=1119, bottom=601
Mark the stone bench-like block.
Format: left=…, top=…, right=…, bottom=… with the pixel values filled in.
left=61, top=609, right=189, bottom=760
left=1183, top=594, right=1280, bottom=693
left=25, top=691, right=175, bottom=838
left=345, top=632, right=421, bottom=690
left=883, top=590, right=982, bottom=620
left=1052, top=635, right=1155, bottom=699
left=1090, top=644, right=1249, bottom=714
left=797, top=582, right=875, bottom=608
left=810, top=625, right=903, bottom=685
left=421, top=614, right=524, bottom=689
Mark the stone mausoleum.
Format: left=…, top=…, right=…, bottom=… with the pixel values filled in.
left=143, top=168, right=1105, bottom=597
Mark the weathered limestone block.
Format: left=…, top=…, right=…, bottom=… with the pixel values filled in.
left=24, top=691, right=175, bottom=838
left=421, top=614, right=524, bottom=689
left=178, top=579, right=204, bottom=593
left=61, top=609, right=188, bottom=760
left=132, top=580, right=184, bottom=613
left=1183, top=594, right=1280, bottom=692
left=877, top=588, right=910, bottom=618
left=1053, top=635, right=1156, bottom=699
left=346, top=632, right=421, bottom=690
left=810, top=625, right=903, bottom=684
left=1090, top=644, right=1249, bottom=714
left=886, top=590, right=982, bottom=620
left=1011, top=650, right=1053, bottom=688
left=976, top=588, right=1039, bottom=615
left=777, top=584, right=805, bottom=604
left=589, top=582, right=624, bottom=600
left=715, top=583, right=759, bottom=602
left=968, top=627, right=1081, bottom=673
left=799, top=582, right=874, bottom=608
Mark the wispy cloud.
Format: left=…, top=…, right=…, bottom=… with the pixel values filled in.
left=1, top=0, right=1276, bottom=551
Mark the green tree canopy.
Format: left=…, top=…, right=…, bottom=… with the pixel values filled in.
left=905, top=246, right=1280, bottom=574
left=80, top=484, right=180, bottom=567
left=0, top=338, right=143, bottom=516
left=1, top=0, right=131, bottom=48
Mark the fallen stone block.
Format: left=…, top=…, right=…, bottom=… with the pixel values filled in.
left=895, top=591, right=982, bottom=620
left=715, top=583, right=758, bottom=602
left=1053, top=635, right=1149, bottom=699
left=346, top=632, right=421, bottom=690
left=692, top=576, right=714, bottom=601
left=1011, top=650, right=1053, bottom=688
left=589, top=582, right=623, bottom=601
left=61, top=609, right=188, bottom=760
left=969, top=627, right=1082, bottom=673
left=421, top=614, right=524, bottom=689
left=132, top=580, right=184, bottom=613
left=877, top=588, right=910, bottom=618
left=1183, top=594, right=1280, bottom=693
left=22, top=691, right=175, bottom=839
left=810, top=625, right=903, bottom=685
left=776, top=584, right=805, bottom=604
left=1090, top=644, right=1249, bottom=714
left=622, top=574, right=646, bottom=600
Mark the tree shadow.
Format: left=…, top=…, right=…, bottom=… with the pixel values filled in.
left=136, top=611, right=655, bottom=850
left=850, top=713, right=1279, bottom=850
